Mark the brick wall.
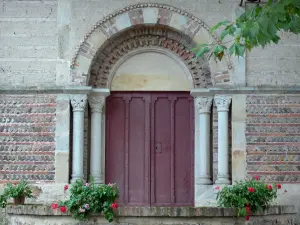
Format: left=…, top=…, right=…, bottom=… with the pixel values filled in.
left=0, top=95, right=56, bottom=183
left=246, top=95, right=300, bottom=183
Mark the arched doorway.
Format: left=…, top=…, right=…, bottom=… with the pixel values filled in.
left=68, top=3, right=233, bottom=207
left=94, top=25, right=203, bottom=206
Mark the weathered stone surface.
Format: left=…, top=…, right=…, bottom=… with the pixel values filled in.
left=4, top=205, right=297, bottom=225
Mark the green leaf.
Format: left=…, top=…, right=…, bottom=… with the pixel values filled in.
left=191, top=44, right=209, bottom=52
left=228, top=43, right=245, bottom=57
left=196, top=46, right=210, bottom=58
left=293, top=0, right=300, bottom=9
left=210, top=20, right=230, bottom=32
left=213, top=45, right=225, bottom=61
left=220, top=29, right=230, bottom=40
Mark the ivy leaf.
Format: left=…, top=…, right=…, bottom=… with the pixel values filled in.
left=210, top=20, right=230, bottom=33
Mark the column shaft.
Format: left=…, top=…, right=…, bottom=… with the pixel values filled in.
left=215, top=95, right=232, bottom=185
left=195, top=97, right=213, bottom=184
left=89, top=96, right=105, bottom=184
left=70, top=95, right=87, bottom=183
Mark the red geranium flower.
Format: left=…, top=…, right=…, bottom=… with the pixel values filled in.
left=60, top=206, right=67, bottom=213
left=276, top=183, right=282, bottom=189
left=267, top=184, right=273, bottom=191
left=245, top=206, right=251, bottom=213
left=253, top=176, right=259, bottom=181
left=111, top=203, right=118, bottom=209
left=64, top=184, right=68, bottom=191
left=51, top=203, right=58, bottom=210
left=215, top=186, right=220, bottom=191
left=248, top=187, right=255, bottom=193
left=245, top=215, right=250, bottom=221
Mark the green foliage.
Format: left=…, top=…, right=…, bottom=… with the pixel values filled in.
left=0, top=181, right=33, bottom=208
left=216, top=177, right=280, bottom=220
left=54, top=179, right=119, bottom=222
left=194, top=0, right=300, bottom=61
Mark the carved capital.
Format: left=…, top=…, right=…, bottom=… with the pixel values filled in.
left=214, top=95, right=232, bottom=112
left=70, top=94, right=87, bottom=112
left=88, top=96, right=105, bottom=113
left=195, top=97, right=213, bottom=114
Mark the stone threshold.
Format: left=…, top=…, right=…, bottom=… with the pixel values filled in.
left=6, top=205, right=297, bottom=217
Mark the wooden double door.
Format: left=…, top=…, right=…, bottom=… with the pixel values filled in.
left=105, top=92, right=194, bottom=206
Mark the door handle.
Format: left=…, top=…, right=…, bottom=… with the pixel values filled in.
left=155, top=143, right=162, bottom=153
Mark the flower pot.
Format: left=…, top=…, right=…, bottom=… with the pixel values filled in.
left=13, top=196, right=25, bottom=205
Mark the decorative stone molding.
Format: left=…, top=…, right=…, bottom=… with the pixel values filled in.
left=89, top=26, right=211, bottom=88
left=214, top=95, right=232, bottom=112
left=196, top=97, right=213, bottom=114
left=88, top=96, right=105, bottom=113
left=70, top=95, right=87, bottom=112
left=70, top=3, right=221, bottom=68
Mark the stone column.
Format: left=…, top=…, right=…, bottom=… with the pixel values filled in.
left=195, top=96, right=213, bottom=184
left=88, top=95, right=106, bottom=184
left=214, top=95, right=232, bottom=184
left=70, top=94, right=87, bottom=183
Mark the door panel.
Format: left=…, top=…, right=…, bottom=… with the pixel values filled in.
left=152, top=95, right=171, bottom=205
left=174, top=97, right=194, bottom=204
left=106, top=93, right=150, bottom=205
left=128, top=94, right=150, bottom=205
left=105, top=96, right=126, bottom=203
left=106, top=92, right=194, bottom=206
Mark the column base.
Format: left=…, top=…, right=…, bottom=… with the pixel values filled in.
left=90, top=175, right=103, bottom=184
left=71, top=174, right=84, bottom=183
left=196, top=176, right=212, bottom=185
left=215, top=175, right=231, bottom=185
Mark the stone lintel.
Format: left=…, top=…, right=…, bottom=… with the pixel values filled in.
left=3, top=87, right=300, bottom=95
left=90, top=88, right=110, bottom=97
left=64, top=86, right=92, bottom=95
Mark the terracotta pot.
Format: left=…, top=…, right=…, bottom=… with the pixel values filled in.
left=13, top=196, right=25, bottom=205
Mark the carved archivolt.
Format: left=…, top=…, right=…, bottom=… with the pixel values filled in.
left=70, top=3, right=220, bottom=67
left=89, top=26, right=211, bottom=88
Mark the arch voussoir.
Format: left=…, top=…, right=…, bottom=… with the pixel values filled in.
left=69, top=3, right=224, bottom=87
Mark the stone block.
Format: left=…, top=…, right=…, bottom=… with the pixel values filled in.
left=0, top=1, right=57, bottom=18
left=142, top=7, right=158, bottom=24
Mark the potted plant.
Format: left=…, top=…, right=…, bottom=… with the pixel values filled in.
left=0, top=180, right=33, bottom=208
left=215, top=176, right=283, bottom=221
left=51, top=179, right=120, bottom=222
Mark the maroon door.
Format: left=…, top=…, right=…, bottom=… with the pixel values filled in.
left=105, top=92, right=194, bottom=206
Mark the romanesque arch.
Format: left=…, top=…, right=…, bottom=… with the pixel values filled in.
left=69, top=3, right=232, bottom=88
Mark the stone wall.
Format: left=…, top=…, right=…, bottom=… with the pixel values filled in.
left=246, top=33, right=300, bottom=87
left=1, top=0, right=299, bottom=88
left=0, top=0, right=58, bottom=88
left=4, top=205, right=298, bottom=225
left=0, top=94, right=56, bottom=183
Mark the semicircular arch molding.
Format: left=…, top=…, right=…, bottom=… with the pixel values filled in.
left=89, top=26, right=211, bottom=89
left=70, top=3, right=232, bottom=87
